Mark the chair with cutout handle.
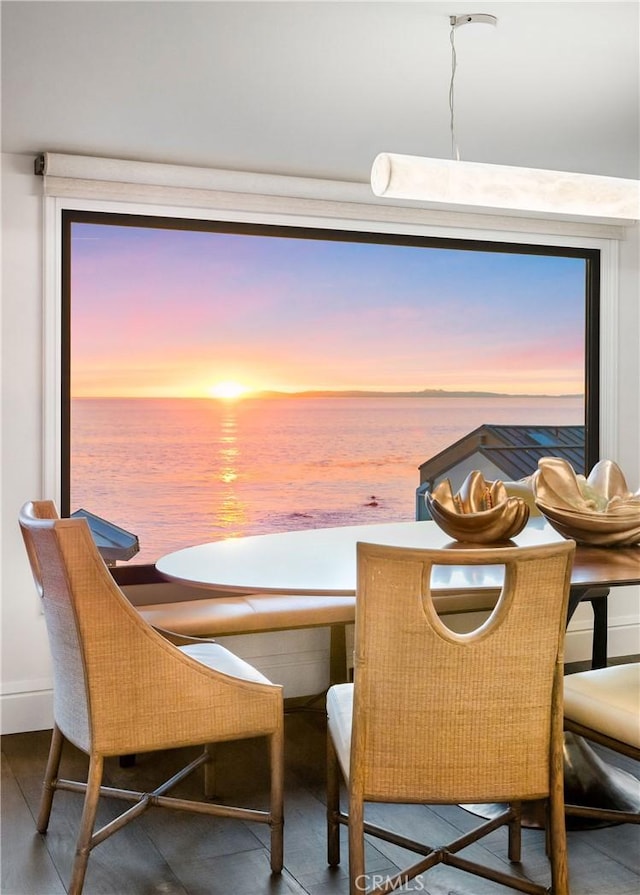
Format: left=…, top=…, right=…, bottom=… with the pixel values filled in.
left=327, top=539, right=575, bottom=895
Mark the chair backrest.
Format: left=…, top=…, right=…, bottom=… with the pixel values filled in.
left=350, top=539, right=575, bottom=805
left=20, top=499, right=59, bottom=597
left=19, top=500, right=232, bottom=756
left=20, top=500, right=95, bottom=749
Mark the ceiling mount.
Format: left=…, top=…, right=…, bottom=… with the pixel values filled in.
left=450, top=13, right=497, bottom=28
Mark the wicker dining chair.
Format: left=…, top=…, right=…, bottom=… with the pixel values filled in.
left=327, top=539, right=575, bottom=895
left=564, top=662, right=640, bottom=825
left=19, top=500, right=284, bottom=895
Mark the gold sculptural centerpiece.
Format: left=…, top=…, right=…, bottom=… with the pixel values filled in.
left=426, top=470, right=530, bottom=544
left=532, top=457, right=640, bottom=547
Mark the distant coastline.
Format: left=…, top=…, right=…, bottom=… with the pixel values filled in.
left=253, top=388, right=582, bottom=400
left=73, top=389, right=582, bottom=400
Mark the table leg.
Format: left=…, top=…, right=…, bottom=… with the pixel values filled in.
left=567, top=585, right=609, bottom=669
left=563, top=732, right=640, bottom=827
left=464, top=733, right=640, bottom=829
left=329, top=623, right=349, bottom=685
left=589, top=593, right=609, bottom=669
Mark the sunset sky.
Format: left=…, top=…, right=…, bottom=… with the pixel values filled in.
left=70, top=221, right=586, bottom=397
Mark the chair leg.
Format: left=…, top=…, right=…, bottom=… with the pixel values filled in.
left=204, top=743, right=216, bottom=798
left=507, top=800, right=522, bottom=862
left=548, top=790, right=569, bottom=895
left=326, top=734, right=341, bottom=866
left=37, top=723, right=64, bottom=833
left=68, top=754, right=103, bottom=895
left=348, top=797, right=365, bottom=895
left=269, top=728, right=284, bottom=874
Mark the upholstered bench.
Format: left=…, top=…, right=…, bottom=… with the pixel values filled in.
left=113, top=565, right=356, bottom=684
left=136, top=591, right=356, bottom=637
left=138, top=591, right=356, bottom=685
left=112, top=564, right=502, bottom=686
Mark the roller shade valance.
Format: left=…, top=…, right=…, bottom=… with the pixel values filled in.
left=35, top=152, right=630, bottom=239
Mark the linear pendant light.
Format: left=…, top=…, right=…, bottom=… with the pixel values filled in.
left=371, top=153, right=640, bottom=222
left=371, top=14, right=640, bottom=224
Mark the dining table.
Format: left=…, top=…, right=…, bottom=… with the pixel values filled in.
left=156, top=516, right=640, bottom=827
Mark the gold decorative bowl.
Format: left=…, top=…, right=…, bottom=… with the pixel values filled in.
left=532, top=458, right=640, bottom=547
left=426, top=471, right=530, bottom=544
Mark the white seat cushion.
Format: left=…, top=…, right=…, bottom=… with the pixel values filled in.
left=564, top=663, right=640, bottom=749
left=178, top=641, right=273, bottom=685
left=327, top=683, right=354, bottom=779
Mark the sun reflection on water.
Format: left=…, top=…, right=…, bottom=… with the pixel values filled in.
left=216, top=404, right=246, bottom=528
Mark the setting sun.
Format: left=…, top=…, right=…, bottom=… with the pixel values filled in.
left=208, top=381, right=250, bottom=400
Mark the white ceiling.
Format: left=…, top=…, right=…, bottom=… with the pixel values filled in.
left=2, top=1, right=639, bottom=184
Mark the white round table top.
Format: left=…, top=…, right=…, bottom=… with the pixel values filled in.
left=156, top=517, right=565, bottom=596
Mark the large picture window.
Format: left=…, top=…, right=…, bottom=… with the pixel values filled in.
left=62, top=210, right=599, bottom=564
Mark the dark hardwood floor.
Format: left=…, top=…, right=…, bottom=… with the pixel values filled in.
left=2, top=698, right=639, bottom=895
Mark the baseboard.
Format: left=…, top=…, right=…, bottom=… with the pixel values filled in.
left=564, top=618, right=640, bottom=664
left=1, top=690, right=54, bottom=735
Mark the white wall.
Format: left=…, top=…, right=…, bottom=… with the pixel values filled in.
left=2, top=150, right=639, bottom=733
left=1, top=154, right=56, bottom=732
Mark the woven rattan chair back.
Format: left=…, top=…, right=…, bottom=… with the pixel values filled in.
left=327, top=539, right=575, bottom=895
left=19, top=500, right=284, bottom=895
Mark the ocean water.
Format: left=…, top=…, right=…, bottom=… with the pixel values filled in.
left=70, top=396, right=583, bottom=563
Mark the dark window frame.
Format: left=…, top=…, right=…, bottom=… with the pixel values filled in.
left=60, top=208, right=601, bottom=518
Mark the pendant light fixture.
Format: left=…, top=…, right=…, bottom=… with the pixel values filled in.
left=371, top=13, right=640, bottom=223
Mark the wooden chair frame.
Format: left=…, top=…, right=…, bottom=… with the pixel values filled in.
left=327, top=540, right=575, bottom=895
left=20, top=500, right=284, bottom=895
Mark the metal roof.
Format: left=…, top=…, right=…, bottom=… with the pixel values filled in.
left=418, top=425, right=585, bottom=484
left=478, top=425, right=585, bottom=480
left=70, top=508, right=140, bottom=564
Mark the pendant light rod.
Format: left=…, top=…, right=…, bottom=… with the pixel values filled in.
left=449, top=13, right=497, bottom=161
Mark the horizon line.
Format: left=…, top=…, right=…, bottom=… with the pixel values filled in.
left=71, top=388, right=583, bottom=400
